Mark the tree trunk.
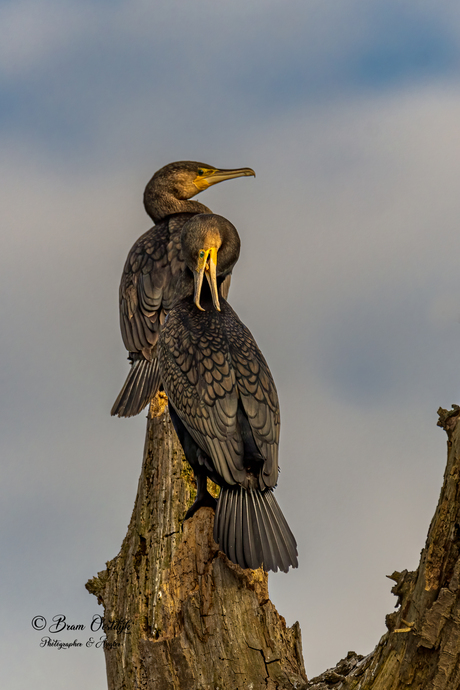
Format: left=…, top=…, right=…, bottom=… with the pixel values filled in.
left=88, top=398, right=460, bottom=689
left=306, top=405, right=460, bottom=690
left=86, top=393, right=307, bottom=690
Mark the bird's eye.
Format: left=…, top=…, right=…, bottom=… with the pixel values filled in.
left=197, top=169, right=204, bottom=176
left=199, top=251, right=205, bottom=258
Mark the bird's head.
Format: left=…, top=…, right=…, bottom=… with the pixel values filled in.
left=144, top=161, right=255, bottom=222
left=181, top=214, right=241, bottom=312
left=156, top=161, right=255, bottom=198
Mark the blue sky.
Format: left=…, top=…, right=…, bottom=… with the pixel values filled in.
left=3, top=1, right=460, bottom=686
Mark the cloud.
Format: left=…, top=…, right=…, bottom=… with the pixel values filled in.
left=0, top=0, right=94, bottom=77
left=2, top=0, right=460, bottom=162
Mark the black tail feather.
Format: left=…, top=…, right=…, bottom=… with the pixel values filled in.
left=252, top=489, right=276, bottom=571
left=213, top=486, right=298, bottom=573
left=242, top=490, right=259, bottom=569
left=235, top=488, right=246, bottom=568
left=111, top=357, right=161, bottom=417
left=266, top=490, right=298, bottom=567
left=227, top=489, right=238, bottom=566
left=262, top=490, right=293, bottom=572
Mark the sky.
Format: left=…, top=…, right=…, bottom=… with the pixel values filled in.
left=2, top=0, right=460, bottom=685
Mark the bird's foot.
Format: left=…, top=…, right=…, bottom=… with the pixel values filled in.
left=184, top=492, right=217, bottom=520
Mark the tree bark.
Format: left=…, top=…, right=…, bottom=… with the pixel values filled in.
left=306, top=405, right=460, bottom=690
left=86, top=393, right=307, bottom=690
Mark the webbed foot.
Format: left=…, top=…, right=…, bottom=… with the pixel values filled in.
left=184, top=492, right=217, bottom=520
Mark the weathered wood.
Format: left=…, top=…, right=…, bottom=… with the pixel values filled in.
left=306, top=406, right=460, bottom=690
left=87, top=393, right=307, bottom=689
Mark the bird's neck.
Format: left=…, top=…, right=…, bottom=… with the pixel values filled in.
left=144, top=191, right=211, bottom=224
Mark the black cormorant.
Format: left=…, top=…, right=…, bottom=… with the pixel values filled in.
left=159, top=214, right=298, bottom=573
left=111, top=161, right=255, bottom=417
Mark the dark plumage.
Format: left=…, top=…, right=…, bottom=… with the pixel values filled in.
left=159, top=214, right=298, bottom=573
left=111, top=161, right=255, bottom=417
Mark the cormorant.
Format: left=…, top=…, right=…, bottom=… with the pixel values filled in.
left=159, top=214, right=298, bottom=573
left=111, top=161, right=255, bottom=417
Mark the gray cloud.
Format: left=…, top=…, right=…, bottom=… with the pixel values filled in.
left=2, top=0, right=460, bottom=162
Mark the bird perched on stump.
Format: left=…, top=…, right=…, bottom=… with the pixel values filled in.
left=111, top=161, right=255, bottom=418
left=159, top=213, right=298, bottom=573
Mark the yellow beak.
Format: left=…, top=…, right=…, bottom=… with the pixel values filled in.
left=194, top=167, right=255, bottom=191
left=194, top=247, right=220, bottom=311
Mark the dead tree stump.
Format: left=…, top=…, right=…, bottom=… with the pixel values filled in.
left=307, top=405, right=460, bottom=690
left=86, top=393, right=307, bottom=690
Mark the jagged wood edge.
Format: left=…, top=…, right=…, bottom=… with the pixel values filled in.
left=307, top=405, right=460, bottom=690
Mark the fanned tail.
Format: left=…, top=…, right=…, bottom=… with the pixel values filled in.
left=111, top=355, right=161, bottom=417
left=213, top=486, right=298, bottom=573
